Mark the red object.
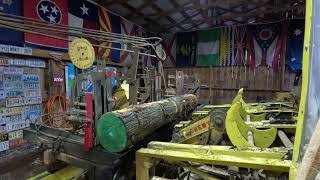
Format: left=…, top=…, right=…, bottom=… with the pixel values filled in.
left=162, top=34, right=176, bottom=66
left=84, top=93, right=93, bottom=151
left=24, top=0, right=68, bottom=51
left=120, top=18, right=140, bottom=63
left=9, top=139, right=27, bottom=149
left=235, top=26, right=246, bottom=65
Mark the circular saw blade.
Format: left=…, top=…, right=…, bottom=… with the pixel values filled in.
left=69, top=38, right=95, bottom=69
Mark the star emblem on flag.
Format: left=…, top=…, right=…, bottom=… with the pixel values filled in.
left=294, top=29, right=302, bottom=36
left=36, top=0, right=61, bottom=24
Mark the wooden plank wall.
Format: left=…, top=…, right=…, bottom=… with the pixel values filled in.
left=164, top=66, right=296, bottom=104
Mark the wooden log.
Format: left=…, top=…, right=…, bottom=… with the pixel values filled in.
left=97, top=94, right=197, bottom=152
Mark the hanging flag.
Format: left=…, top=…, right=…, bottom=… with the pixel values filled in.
left=196, top=29, right=220, bottom=66
left=234, top=26, right=246, bottom=65
left=287, top=20, right=304, bottom=72
left=68, top=0, right=98, bottom=48
left=176, top=32, right=196, bottom=67
left=247, top=23, right=287, bottom=71
left=0, top=0, right=23, bottom=46
left=98, top=8, right=121, bottom=63
left=219, top=27, right=234, bottom=66
left=24, top=0, right=68, bottom=52
left=120, top=18, right=141, bottom=64
left=162, top=33, right=176, bottom=67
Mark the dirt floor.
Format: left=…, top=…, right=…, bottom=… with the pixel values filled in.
left=0, top=143, right=46, bottom=180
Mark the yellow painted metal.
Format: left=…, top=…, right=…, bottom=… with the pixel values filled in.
left=69, top=38, right=95, bottom=69
left=192, top=110, right=210, bottom=119
left=179, top=115, right=210, bottom=141
left=28, top=166, right=84, bottom=180
left=226, top=102, right=277, bottom=148
left=291, top=0, right=311, bottom=167
left=184, top=166, right=219, bottom=180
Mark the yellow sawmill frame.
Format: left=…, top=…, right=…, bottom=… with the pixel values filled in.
left=136, top=0, right=312, bottom=179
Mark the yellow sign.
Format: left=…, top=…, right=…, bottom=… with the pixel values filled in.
left=69, top=38, right=95, bottom=69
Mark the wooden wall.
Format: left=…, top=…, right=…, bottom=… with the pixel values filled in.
left=164, top=66, right=296, bottom=104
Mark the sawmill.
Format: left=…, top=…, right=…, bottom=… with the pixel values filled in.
left=0, top=0, right=319, bottom=180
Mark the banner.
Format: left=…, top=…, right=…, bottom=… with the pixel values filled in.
left=219, top=27, right=234, bottom=66
left=176, top=32, right=196, bottom=67
left=24, top=0, right=68, bottom=51
left=162, top=33, right=176, bottom=67
left=0, top=0, right=23, bottom=46
left=287, top=19, right=304, bottom=72
left=98, top=8, right=121, bottom=62
left=196, top=29, right=220, bottom=66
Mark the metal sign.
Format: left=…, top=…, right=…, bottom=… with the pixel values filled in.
left=3, top=74, right=22, bottom=81
left=24, top=104, right=41, bottom=111
left=3, top=67, right=23, bottom=74
left=24, top=89, right=41, bottom=97
left=0, top=44, right=32, bottom=55
left=3, top=114, right=25, bottom=124
left=6, top=122, right=26, bottom=132
left=3, top=81, right=23, bottom=90
left=0, top=91, right=5, bottom=99
left=8, top=130, right=23, bottom=140
left=1, top=107, right=24, bottom=116
left=26, top=110, right=41, bottom=121
left=5, top=90, right=24, bottom=97
left=0, top=141, right=9, bottom=152
left=69, top=38, right=95, bottom=69
left=6, top=97, right=24, bottom=107
left=23, top=74, right=40, bottom=82
left=24, top=97, right=42, bottom=105
left=23, top=81, right=40, bottom=89
left=0, top=134, right=8, bottom=142
left=23, top=67, right=40, bottom=74
left=0, top=58, right=9, bottom=65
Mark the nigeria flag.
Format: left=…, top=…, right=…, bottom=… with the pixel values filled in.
left=196, top=29, right=220, bottom=66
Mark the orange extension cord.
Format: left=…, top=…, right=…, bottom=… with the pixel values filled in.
left=44, top=95, right=72, bottom=129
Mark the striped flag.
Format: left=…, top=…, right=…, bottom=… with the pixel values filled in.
left=196, top=29, right=220, bottom=66
left=162, top=33, right=176, bottom=67
left=98, top=8, right=121, bottom=63
left=234, top=26, right=246, bottom=65
left=219, top=27, right=234, bottom=66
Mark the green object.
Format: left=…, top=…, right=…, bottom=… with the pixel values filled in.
left=97, top=113, right=127, bottom=153
left=196, top=29, right=220, bottom=66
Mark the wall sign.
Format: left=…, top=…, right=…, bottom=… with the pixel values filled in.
left=0, top=44, right=32, bottom=56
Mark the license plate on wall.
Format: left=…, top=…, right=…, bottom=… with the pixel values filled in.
left=23, top=68, right=40, bottom=74
left=23, top=82, right=40, bottom=89
left=5, top=90, right=24, bottom=97
left=24, top=89, right=41, bottom=97
left=1, top=107, right=24, bottom=116
left=3, top=81, right=23, bottom=90
left=0, top=133, right=8, bottom=142
left=6, top=122, right=26, bottom=132
left=6, top=97, right=24, bottom=107
left=0, top=141, right=9, bottom=152
left=8, top=130, right=23, bottom=140
left=23, top=74, right=40, bottom=82
left=24, top=97, right=42, bottom=105
left=3, top=74, right=22, bottom=81
left=3, top=67, right=23, bottom=74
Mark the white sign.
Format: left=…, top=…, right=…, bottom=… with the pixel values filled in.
left=24, top=97, right=42, bottom=105
left=6, top=97, right=24, bottom=107
left=6, top=122, right=26, bottom=132
left=1, top=107, right=24, bottom=116
left=0, top=44, right=32, bottom=55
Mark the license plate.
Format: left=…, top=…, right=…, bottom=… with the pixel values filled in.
left=24, top=97, right=42, bottom=105
left=3, top=67, right=23, bottom=74
left=26, top=110, right=41, bottom=121
left=3, top=81, right=23, bottom=90
left=8, top=59, right=27, bottom=66
left=8, top=130, right=23, bottom=140
left=5, top=90, right=24, bottom=97
left=4, top=114, right=25, bottom=124
left=23, top=74, right=40, bottom=82
left=0, top=141, right=9, bottom=152
left=0, top=107, right=24, bottom=116
left=24, top=89, right=41, bottom=97
left=6, top=122, right=26, bottom=132
left=23, top=81, right=40, bottom=89
left=3, top=74, right=22, bottom=81
left=0, top=58, right=9, bottom=65
left=0, top=125, right=6, bottom=133
left=23, top=68, right=40, bottom=74
left=28, top=60, right=46, bottom=68
left=24, top=104, right=41, bottom=111
left=0, top=133, right=8, bottom=142
left=9, top=138, right=26, bottom=149
left=6, top=97, right=24, bottom=107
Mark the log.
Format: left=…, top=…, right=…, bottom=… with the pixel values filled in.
left=97, top=94, right=197, bottom=152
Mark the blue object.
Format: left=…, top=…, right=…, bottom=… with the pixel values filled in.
left=287, top=20, right=304, bottom=72
left=176, top=32, right=197, bottom=67
left=0, top=0, right=23, bottom=46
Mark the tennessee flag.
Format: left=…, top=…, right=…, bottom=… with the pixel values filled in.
left=98, top=8, right=121, bottom=63
left=24, top=0, right=68, bottom=52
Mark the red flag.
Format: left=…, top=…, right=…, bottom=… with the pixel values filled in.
left=24, top=0, right=68, bottom=51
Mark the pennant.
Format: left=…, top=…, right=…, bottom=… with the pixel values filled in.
left=247, top=23, right=287, bottom=71
left=176, top=32, right=196, bottom=67
left=0, top=0, right=23, bottom=46
left=120, top=18, right=141, bottom=64
left=68, top=0, right=98, bottom=49
left=196, top=29, right=220, bottom=66
left=287, top=20, right=304, bottom=72
left=24, top=0, right=68, bottom=52
left=162, top=33, right=176, bottom=67
left=97, top=8, right=121, bottom=63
